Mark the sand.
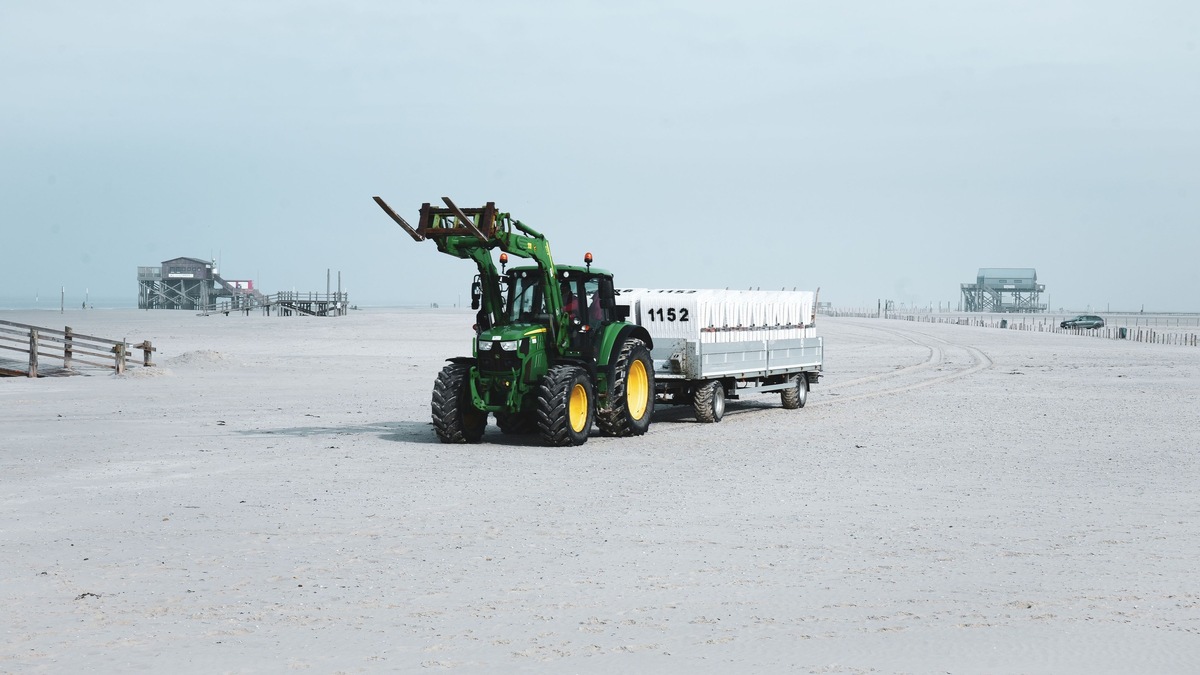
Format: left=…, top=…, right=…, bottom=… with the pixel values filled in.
left=2, top=308, right=1198, bottom=673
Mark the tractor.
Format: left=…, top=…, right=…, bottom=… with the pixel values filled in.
left=374, top=197, right=654, bottom=446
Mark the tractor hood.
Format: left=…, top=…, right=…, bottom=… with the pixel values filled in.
left=480, top=323, right=548, bottom=342
left=476, top=323, right=550, bottom=352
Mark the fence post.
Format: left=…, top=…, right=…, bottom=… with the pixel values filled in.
left=64, top=326, right=73, bottom=369
left=139, top=340, right=155, bottom=367
left=28, top=329, right=38, bottom=377
left=114, top=342, right=127, bottom=374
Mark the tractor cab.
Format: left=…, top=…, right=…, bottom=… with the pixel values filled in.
left=505, top=261, right=619, bottom=359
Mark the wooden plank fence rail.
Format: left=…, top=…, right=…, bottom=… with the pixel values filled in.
left=0, top=320, right=155, bottom=378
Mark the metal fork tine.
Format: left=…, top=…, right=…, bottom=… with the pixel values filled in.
left=373, top=196, right=424, bottom=241
left=441, top=197, right=488, bottom=242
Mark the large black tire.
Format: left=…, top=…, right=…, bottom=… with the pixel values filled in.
left=693, top=379, right=725, bottom=423
left=536, top=365, right=594, bottom=446
left=495, top=410, right=538, bottom=435
left=781, top=374, right=808, bottom=409
left=431, top=362, right=487, bottom=443
left=596, top=339, right=654, bottom=437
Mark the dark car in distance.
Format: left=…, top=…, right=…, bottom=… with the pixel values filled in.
left=1061, top=314, right=1105, bottom=329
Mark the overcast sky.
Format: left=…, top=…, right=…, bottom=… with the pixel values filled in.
left=2, top=1, right=1197, bottom=311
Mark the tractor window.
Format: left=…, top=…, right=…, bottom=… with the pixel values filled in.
left=559, top=275, right=607, bottom=328
left=583, top=277, right=603, bottom=326
left=561, top=279, right=582, bottom=323
left=507, top=273, right=545, bottom=323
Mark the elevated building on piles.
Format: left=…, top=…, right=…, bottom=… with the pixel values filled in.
left=960, top=268, right=1045, bottom=313
left=138, top=257, right=261, bottom=311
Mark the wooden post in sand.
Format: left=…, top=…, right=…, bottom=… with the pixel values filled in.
left=113, top=342, right=126, bottom=375
left=64, top=326, right=73, bottom=369
left=135, top=340, right=155, bottom=367
left=28, top=329, right=38, bottom=377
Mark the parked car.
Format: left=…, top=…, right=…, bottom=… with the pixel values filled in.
left=1061, top=314, right=1105, bottom=329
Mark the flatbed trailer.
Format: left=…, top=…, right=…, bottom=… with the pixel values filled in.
left=618, top=288, right=823, bottom=422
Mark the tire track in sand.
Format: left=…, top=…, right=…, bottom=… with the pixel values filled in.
left=812, top=321, right=993, bottom=407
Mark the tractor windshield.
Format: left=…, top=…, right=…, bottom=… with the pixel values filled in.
left=506, top=271, right=548, bottom=324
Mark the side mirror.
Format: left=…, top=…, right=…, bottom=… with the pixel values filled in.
left=470, top=279, right=482, bottom=310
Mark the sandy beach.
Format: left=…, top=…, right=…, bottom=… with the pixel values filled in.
left=3, top=308, right=1198, bottom=673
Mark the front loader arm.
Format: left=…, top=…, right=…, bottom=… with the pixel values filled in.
left=373, top=196, right=570, bottom=352
left=494, top=222, right=568, bottom=352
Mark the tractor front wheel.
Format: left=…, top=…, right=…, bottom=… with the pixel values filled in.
left=597, top=339, right=654, bottom=437
left=431, top=362, right=487, bottom=443
left=536, top=365, right=594, bottom=446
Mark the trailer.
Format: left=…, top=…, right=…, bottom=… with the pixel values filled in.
left=617, top=288, right=823, bottom=422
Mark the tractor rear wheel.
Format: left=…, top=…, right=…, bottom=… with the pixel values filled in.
left=536, top=365, right=594, bottom=446
left=431, top=362, right=487, bottom=443
left=496, top=410, right=537, bottom=434
left=781, top=374, right=808, bottom=409
left=597, top=339, right=654, bottom=437
left=693, top=379, right=725, bottom=423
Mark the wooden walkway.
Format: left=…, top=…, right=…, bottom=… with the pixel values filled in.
left=211, top=291, right=349, bottom=317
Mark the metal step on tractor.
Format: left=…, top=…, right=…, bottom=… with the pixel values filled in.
left=374, top=196, right=654, bottom=446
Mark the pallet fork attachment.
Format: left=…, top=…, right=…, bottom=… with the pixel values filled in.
left=373, top=196, right=494, bottom=243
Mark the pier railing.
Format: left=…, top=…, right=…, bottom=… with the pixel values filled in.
left=212, top=291, right=349, bottom=317
left=0, top=320, right=156, bottom=377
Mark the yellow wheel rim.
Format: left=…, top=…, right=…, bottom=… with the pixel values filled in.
left=569, top=383, right=589, bottom=433
left=626, top=358, right=649, bottom=420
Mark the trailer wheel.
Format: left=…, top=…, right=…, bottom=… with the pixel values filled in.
left=431, top=362, right=486, bottom=443
left=597, top=339, right=654, bottom=437
left=781, top=374, right=808, bottom=409
left=536, top=365, right=594, bottom=446
left=496, top=411, right=537, bottom=435
left=693, top=380, right=725, bottom=423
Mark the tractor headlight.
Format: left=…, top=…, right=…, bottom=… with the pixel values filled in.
left=477, top=338, right=493, bottom=351
left=499, top=339, right=520, bottom=352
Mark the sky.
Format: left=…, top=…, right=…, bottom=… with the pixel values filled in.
left=2, top=1, right=1198, bottom=311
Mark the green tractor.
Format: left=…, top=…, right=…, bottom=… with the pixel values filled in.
left=374, top=197, right=654, bottom=446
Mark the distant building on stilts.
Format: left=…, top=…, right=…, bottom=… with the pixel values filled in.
left=960, top=268, right=1045, bottom=313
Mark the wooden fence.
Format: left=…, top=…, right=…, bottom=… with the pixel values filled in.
left=825, top=308, right=1200, bottom=328
left=815, top=311, right=1199, bottom=347
left=0, top=320, right=156, bottom=377
left=893, top=314, right=1199, bottom=346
